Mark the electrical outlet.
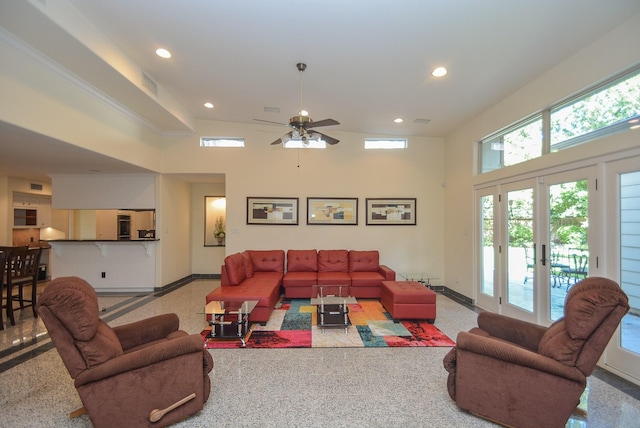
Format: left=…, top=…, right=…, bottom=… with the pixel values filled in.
left=101, top=272, right=106, bottom=278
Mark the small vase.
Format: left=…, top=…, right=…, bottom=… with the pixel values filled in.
left=217, top=237, right=224, bottom=245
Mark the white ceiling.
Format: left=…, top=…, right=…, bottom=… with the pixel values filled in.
left=2, top=0, right=640, bottom=182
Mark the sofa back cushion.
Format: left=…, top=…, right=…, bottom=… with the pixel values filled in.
left=318, top=250, right=349, bottom=272
left=247, top=250, right=285, bottom=272
left=349, top=250, right=380, bottom=272
left=287, top=250, right=318, bottom=272
left=241, top=252, right=254, bottom=277
left=224, top=253, right=247, bottom=285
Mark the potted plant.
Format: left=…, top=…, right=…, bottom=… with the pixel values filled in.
left=213, top=216, right=225, bottom=244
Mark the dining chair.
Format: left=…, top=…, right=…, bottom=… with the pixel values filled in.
left=3, top=246, right=42, bottom=326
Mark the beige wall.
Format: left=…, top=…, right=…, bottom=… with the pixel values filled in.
left=191, top=182, right=226, bottom=275
left=162, top=120, right=446, bottom=280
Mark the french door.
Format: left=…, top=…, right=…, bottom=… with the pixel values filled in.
left=602, top=156, right=640, bottom=384
left=477, top=167, right=595, bottom=324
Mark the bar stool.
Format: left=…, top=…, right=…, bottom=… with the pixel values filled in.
left=3, top=246, right=42, bottom=327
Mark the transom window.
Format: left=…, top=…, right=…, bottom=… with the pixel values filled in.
left=364, top=138, right=407, bottom=149
left=200, top=137, right=245, bottom=147
left=480, top=67, right=640, bottom=173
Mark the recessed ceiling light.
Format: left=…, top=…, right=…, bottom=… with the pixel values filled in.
left=156, top=48, right=172, bottom=59
left=204, top=102, right=214, bottom=109
left=394, top=118, right=404, bottom=123
left=432, top=67, right=447, bottom=77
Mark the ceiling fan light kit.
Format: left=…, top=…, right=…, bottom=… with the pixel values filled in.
left=255, top=63, right=340, bottom=147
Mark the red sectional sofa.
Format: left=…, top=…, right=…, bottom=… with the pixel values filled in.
left=283, top=250, right=396, bottom=298
left=206, top=249, right=395, bottom=323
left=206, top=250, right=284, bottom=323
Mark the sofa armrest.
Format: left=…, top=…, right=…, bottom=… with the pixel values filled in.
left=74, top=333, right=205, bottom=387
left=112, top=313, right=180, bottom=352
left=476, top=311, right=547, bottom=352
left=456, top=331, right=584, bottom=383
left=379, top=265, right=396, bottom=281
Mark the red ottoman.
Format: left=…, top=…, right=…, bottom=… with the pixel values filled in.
left=380, top=281, right=437, bottom=323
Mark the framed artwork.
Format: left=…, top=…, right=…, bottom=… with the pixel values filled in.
left=366, top=198, right=416, bottom=225
left=246, top=197, right=299, bottom=225
left=307, top=197, right=358, bottom=225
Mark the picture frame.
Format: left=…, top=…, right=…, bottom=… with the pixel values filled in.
left=366, top=198, right=416, bottom=225
left=307, top=197, right=358, bottom=225
left=246, top=197, right=299, bottom=225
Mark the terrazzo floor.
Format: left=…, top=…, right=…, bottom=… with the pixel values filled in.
left=1, top=279, right=639, bottom=427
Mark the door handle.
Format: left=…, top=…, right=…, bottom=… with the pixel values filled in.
left=540, top=244, right=546, bottom=266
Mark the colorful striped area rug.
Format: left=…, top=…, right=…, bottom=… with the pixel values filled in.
left=202, top=299, right=455, bottom=349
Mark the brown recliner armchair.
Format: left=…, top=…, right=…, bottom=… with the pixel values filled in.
left=443, top=277, right=629, bottom=428
left=36, top=276, right=214, bottom=427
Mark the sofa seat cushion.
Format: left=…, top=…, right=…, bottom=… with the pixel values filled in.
left=317, top=271, right=351, bottom=285
left=350, top=271, right=385, bottom=287
left=283, top=271, right=318, bottom=287
left=207, top=279, right=279, bottom=308
left=287, top=250, right=318, bottom=271
left=318, top=250, right=348, bottom=272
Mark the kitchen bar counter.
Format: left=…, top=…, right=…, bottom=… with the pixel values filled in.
left=47, top=240, right=158, bottom=292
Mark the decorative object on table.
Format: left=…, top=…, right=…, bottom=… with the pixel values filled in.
left=202, top=299, right=454, bottom=349
left=246, top=197, right=299, bottom=225
left=365, top=198, right=417, bottom=225
left=306, top=197, right=358, bottom=225
left=213, top=216, right=225, bottom=244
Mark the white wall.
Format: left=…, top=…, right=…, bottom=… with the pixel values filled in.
left=443, top=13, right=640, bottom=298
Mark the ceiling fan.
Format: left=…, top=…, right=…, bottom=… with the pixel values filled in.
left=255, top=63, right=340, bottom=146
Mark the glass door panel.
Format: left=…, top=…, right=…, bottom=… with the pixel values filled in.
left=506, top=188, right=534, bottom=313
left=476, top=188, right=499, bottom=312
left=481, top=194, right=495, bottom=297
left=548, top=180, right=589, bottom=321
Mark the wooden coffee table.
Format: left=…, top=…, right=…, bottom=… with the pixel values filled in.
left=204, top=300, right=258, bottom=347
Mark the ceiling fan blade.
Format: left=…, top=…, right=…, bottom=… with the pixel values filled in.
left=255, top=118, right=288, bottom=126
left=271, top=131, right=292, bottom=145
left=315, top=131, right=340, bottom=145
left=309, top=118, right=339, bottom=128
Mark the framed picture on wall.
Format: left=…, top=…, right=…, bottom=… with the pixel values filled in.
left=365, top=198, right=416, bottom=225
left=246, top=197, right=299, bottom=225
left=307, top=197, right=358, bottom=225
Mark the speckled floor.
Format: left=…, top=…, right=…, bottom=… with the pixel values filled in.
left=1, top=279, right=639, bottom=427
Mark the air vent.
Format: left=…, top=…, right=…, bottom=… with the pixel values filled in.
left=413, top=119, right=431, bottom=125
left=142, top=72, right=158, bottom=95
left=30, top=183, right=43, bottom=191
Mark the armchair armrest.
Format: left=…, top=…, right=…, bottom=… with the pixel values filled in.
left=476, top=311, right=547, bottom=352
left=75, top=333, right=204, bottom=387
left=112, top=313, right=180, bottom=351
left=456, top=331, right=584, bottom=383
left=379, top=265, right=396, bottom=281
